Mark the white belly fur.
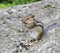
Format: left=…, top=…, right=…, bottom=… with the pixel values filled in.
left=28, top=26, right=43, bottom=40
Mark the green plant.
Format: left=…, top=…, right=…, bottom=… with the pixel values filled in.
left=0, top=0, right=42, bottom=8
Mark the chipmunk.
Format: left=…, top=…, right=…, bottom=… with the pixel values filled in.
left=21, top=14, right=58, bottom=45
left=21, top=14, right=44, bottom=43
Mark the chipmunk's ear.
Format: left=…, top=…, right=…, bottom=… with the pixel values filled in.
left=32, top=15, right=35, bottom=18
left=28, top=14, right=35, bottom=18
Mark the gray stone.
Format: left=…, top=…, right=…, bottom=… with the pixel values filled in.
left=0, top=0, right=60, bottom=53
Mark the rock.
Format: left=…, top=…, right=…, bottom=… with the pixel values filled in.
left=0, top=0, right=60, bottom=53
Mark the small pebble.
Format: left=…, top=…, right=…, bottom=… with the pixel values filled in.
left=20, top=50, right=22, bottom=52
left=25, top=47, right=29, bottom=50
left=17, top=30, right=21, bottom=32
left=20, top=42, right=29, bottom=50
left=18, top=10, right=21, bottom=11
left=18, top=40, right=20, bottom=42
left=30, top=39, right=36, bottom=42
left=3, top=22, right=6, bottom=24
left=16, top=45, right=19, bottom=48
left=7, top=17, right=11, bottom=19
left=6, top=35, right=9, bottom=37
left=16, top=50, right=18, bottom=53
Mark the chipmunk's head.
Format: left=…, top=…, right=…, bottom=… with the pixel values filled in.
left=22, top=14, right=36, bottom=28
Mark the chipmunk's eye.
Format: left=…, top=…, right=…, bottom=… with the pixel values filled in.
left=27, top=18, right=29, bottom=20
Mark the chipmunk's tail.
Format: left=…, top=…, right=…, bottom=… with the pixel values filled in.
left=44, top=22, right=58, bottom=34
